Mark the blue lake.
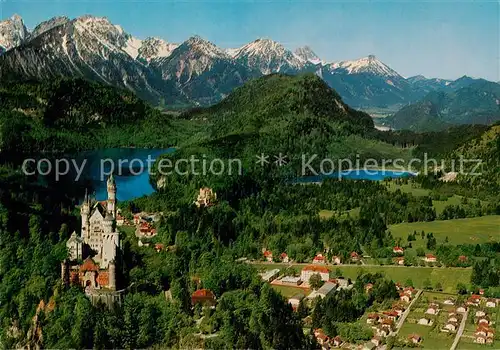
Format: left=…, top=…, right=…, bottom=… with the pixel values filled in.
left=66, top=149, right=414, bottom=201
left=70, top=148, right=175, bottom=201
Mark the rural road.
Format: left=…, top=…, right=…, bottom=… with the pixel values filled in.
left=450, top=310, right=468, bottom=350
left=395, top=289, right=422, bottom=333
left=248, top=261, right=469, bottom=270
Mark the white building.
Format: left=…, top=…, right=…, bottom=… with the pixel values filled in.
left=301, top=265, right=330, bottom=282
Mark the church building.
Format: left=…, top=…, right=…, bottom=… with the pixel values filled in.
left=62, top=175, right=121, bottom=291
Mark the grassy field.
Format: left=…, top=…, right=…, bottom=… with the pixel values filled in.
left=271, top=285, right=309, bottom=298
left=389, top=216, right=500, bottom=250
left=254, top=264, right=471, bottom=293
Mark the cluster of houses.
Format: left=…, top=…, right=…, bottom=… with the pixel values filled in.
left=262, top=250, right=361, bottom=265
left=472, top=303, right=497, bottom=345
left=133, top=212, right=159, bottom=238
left=366, top=302, right=406, bottom=339
left=313, top=329, right=343, bottom=350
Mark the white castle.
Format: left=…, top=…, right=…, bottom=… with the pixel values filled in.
left=64, top=175, right=120, bottom=291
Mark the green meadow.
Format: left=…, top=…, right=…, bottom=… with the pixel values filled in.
left=389, top=215, right=500, bottom=249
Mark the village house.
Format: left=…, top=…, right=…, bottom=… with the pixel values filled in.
left=448, top=314, right=459, bottom=323
left=116, top=212, right=125, bottom=226
left=408, top=334, right=421, bottom=344
left=426, top=305, right=439, bottom=315
left=365, top=283, right=374, bottom=293
left=467, top=294, right=481, bottom=306
left=456, top=305, right=468, bottom=313
left=424, top=254, right=437, bottom=263
left=393, top=246, right=404, bottom=254
left=383, top=310, right=399, bottom=321
left=280, top=252, right=289, bottom=263
left=395, top=256, right=405, bottom=265
left=154, top=243, right=164, bottom=252
left=288, top=294, right=305, bottom=311
left=475, top=326, right=495, bottom=338
left=313, top=253, right=326, bottom=264
left=393, top=305, right=405, bottom=316
left=263, top=250, right=273, bottom=262
left=458, top=255, right=468, bottom=263
left=350, top=251, right=360, bottom=261
left=366, top=313, right=380, bottom=324
left=313, top=329, right=329, bottom=347
left=400, top=292, right=411, bottom=303
left=475, top=310, right=486, bottom=317
left=332, top=256, right=342, bottom=265
left=478, top=316, right=491, bottom=326
left=375, top=325, right=389, bottom=337
left=486, top=299, right=497, bottom=308
left=443, top=298, right=455, bottom=305
left=191, top=289, right=217, bottom=307
left=301, top=265, right=330, bottom=282
left=403, top=286, right=415, bottom=297
left=418, top=317, right=432, bottom=326
left=475, top=334, right=494, bottom=344
left=442, top=322, right=458, bottom=332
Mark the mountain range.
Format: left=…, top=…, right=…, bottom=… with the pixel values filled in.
left=0, top=14, right=496, bottom=111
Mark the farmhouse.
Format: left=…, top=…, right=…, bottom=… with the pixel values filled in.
left=350, top=251, right=360, bottom=261
left=383, top=310, right=398, bottom=321
left=400, top=293, right=411, bottom=303
left=280, top=252, right=289, bottom=263
left=313, top=254, right=326, bottom=264
left=478, top=316, right=490, bottom=326
left=393, top=246, right=404, bottom=254
left=191, top=289, right=216, bottom=307
left=408, top=334, right=421, bottom=344
left=458, top=255, right=468, bottom=262
left=301, top=265, right=330, bottom=282
left=456, top=305, right=468, bottom=313
left=442, top=322, right=458, bottom=332
left=424, top=254, right=437, bottom=262
left=263, top=250, right=273, bottom=262
left=332, top=256, right=342, bottom=265
left=443, top=298, right=455, bottom=305
left=426, top=305, right=439, bottom=315
left=395, top=257, right=405, bottom=265
left=332, top=336, right=342, bottom=347
left=475, top=310, right=486, bottom=317
left=418, top=317, right=432, bottom=325
left=486, top=299, right=497, bottom=308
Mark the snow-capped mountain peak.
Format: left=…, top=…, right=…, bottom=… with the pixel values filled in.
left=0, top=14, right=29, bottom=52
left=182, top=35, right=229, bottom=59
left=29, top=16, right=70, bottom=39
left=294, top=46, right=322, bottom=65
left=233, top=38, right=304, bottom=74
left=138, top=37, right=179, bottom=62
left=330, top=55, right=401, bottom=77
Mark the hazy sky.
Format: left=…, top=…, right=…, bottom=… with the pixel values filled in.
left=2, top=0, right=499, bottom=81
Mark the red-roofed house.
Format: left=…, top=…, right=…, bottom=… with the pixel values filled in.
left=408, top=334, right=421, bottom=344
left=350, top=251, right=360, bottom=261
left=395, top=257, right=405, bottom=265
left=458, top=255, right=468, bottom=262
left=263, top=250, right=273, bottom=262
left=301, top=265, right=330, bottom=282
left=425, top=254, right=437, bottom=263
left=393, top=246, right=404, bottom=254
left=191, top=289, right=217, bottom=307
left=280, top=252, right=289, bottom=263
left=313, top=254, right=326, bottom=264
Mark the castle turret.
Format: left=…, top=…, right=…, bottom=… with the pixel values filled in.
left=81, top=189, right=90, bottom=240
left=108, top=260, right=116, bottom=290
left=107, top=174, right=116, bottom=218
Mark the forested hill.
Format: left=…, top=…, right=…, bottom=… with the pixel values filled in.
left=386, top=80, right=500, bottom=132
left=184, top=73, right=374, bottom=139
left=0, top=78, right=197, bottom=153
left=450, top=123, right=500, bottom=193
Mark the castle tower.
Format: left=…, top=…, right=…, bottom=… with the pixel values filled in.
left=108, top=260, right=116, bottom=290
left=107, top=174, right=116, bottom=218
left=80, top=189, right=91, bottom=240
